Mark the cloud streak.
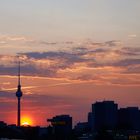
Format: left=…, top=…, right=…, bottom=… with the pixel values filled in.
left=0, top=39, right=139, bottom=86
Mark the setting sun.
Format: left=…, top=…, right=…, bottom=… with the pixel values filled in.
left=21, top=116, right=33, bottom=126
left=22, top=122, right=29, bottom=126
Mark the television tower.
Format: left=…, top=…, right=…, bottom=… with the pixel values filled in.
left=16, top=61, right=23, bottom=127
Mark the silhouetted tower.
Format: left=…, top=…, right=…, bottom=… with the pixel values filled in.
left=16, top=61, right=23, bottom=127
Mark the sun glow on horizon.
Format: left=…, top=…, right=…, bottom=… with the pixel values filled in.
left=21, top=116, right=33, bottom=126
left=22, top=121, right=29, bottom=126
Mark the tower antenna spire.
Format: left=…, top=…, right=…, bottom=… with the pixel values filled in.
left=18, top=60, right=21, bottom=86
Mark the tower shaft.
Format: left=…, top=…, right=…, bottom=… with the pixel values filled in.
left=17, top=97, right=21, bottom=127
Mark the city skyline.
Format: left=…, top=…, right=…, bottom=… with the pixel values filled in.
left=0, top=0, right=140, bottom=126
left=0, top=100, right=140, bottom=140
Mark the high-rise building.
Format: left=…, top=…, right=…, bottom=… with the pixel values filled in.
left=92, top=101, right=118, bottom=131
left=118, top=107, right=140, bottom=130
left=16, top=61, right=23, bottom=127
left=88, top=112, right=94, bottom=131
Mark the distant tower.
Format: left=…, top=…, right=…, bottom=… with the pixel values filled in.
left=16, top=61, right=23, bottom=127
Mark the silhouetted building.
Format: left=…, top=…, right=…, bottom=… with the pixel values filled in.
left=0, top=121, right=7, bottom=128
left=74, top=122, right=89, bottom=134
left=47, top=115, right=72, bottom=140
left=118, top=107, right=140, bottom=130
left=92, top=101, right=118, bottom=131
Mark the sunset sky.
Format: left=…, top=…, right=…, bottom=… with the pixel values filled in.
left=0, top=0, right=140, bottom=126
